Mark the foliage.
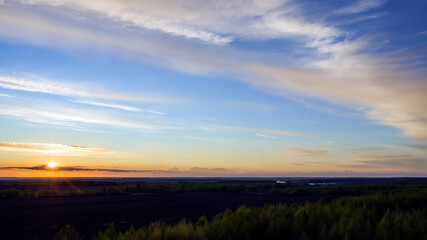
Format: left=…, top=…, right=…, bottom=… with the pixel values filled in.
left=52, top=225, right=82, bottom=240
left=55, top=187, right=427, bottom=240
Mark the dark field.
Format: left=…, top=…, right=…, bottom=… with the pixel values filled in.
left=0, top=178, right=425, bottom=240
left=0, top=192, right=334, bottom=239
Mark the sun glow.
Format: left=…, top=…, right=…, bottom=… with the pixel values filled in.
left=48, top=162, right=56, bottom=168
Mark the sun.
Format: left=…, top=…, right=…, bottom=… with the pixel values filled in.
left=48, top=162, right=56, bottom=169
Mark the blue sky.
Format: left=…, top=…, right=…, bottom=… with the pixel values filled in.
left=0, top=0, right=426, bottom=177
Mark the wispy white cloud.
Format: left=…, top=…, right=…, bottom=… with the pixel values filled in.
left=13, top=0, right=338, bottom=45
left=0, top=93, right=12, bottom=97
left=365, top=107, right=427, bottom=142
left=71, top=99, right=166, bottom=115
left=256, top=133, right=276, bottom=139
left=0, top=142, right=118, bottom=156
left=200, top=124, right=307, bottom=137
left=19, top=0, right=238, bottom=45
left=337, top=12, right=387, bottom=25
left=0, top=103, right=177, bottom=131
left=0, top=74, right=179, bottom=104
left=249, top=61, right=427, bottom=142
left=335, top=0, right=386, bottom=14
left=71, top=100, right=141, bottom=112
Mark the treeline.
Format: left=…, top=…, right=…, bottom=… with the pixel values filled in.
left=0, top=182, right=283, bottom=198
left=1, top=179, right=426, bottom=198
left=52, top=188, right=427, bottom=240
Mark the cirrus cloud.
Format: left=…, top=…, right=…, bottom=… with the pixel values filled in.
left=0, top=142, right=119, bottom=156
left=288, top=147, right=327, bottom=156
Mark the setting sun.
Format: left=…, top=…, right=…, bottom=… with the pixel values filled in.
left=48, top=162, right=56, bottom=169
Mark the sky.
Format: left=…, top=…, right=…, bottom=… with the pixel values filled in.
left=0, top=0, right=426, bottom=177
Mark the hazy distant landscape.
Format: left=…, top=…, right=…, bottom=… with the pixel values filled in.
left=0, top=177, right=425, bottom=239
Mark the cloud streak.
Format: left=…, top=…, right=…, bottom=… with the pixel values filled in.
left=0, top=103, right=177, bottom=131
left=17, top=0, right=337, bottom=44
left=0, top=142, right=118, bottom=156
left=0, top=93, right=12, bottom=97
left=342, top=152, right=427, bottom=172
left=288, top=147, right=327, bottom=156
left=256, top=133, right=276, bottom=139
left=71, top=100, right=166, bottom=115
left=0, top=74, right=178, bottom=104
left=406, top=144, right=427, bottom=151
left=335, top=0, right=386, bottom=14
left=200, top=124, right=307, bottom=137
left=23, top=0, right=234, bottom=45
